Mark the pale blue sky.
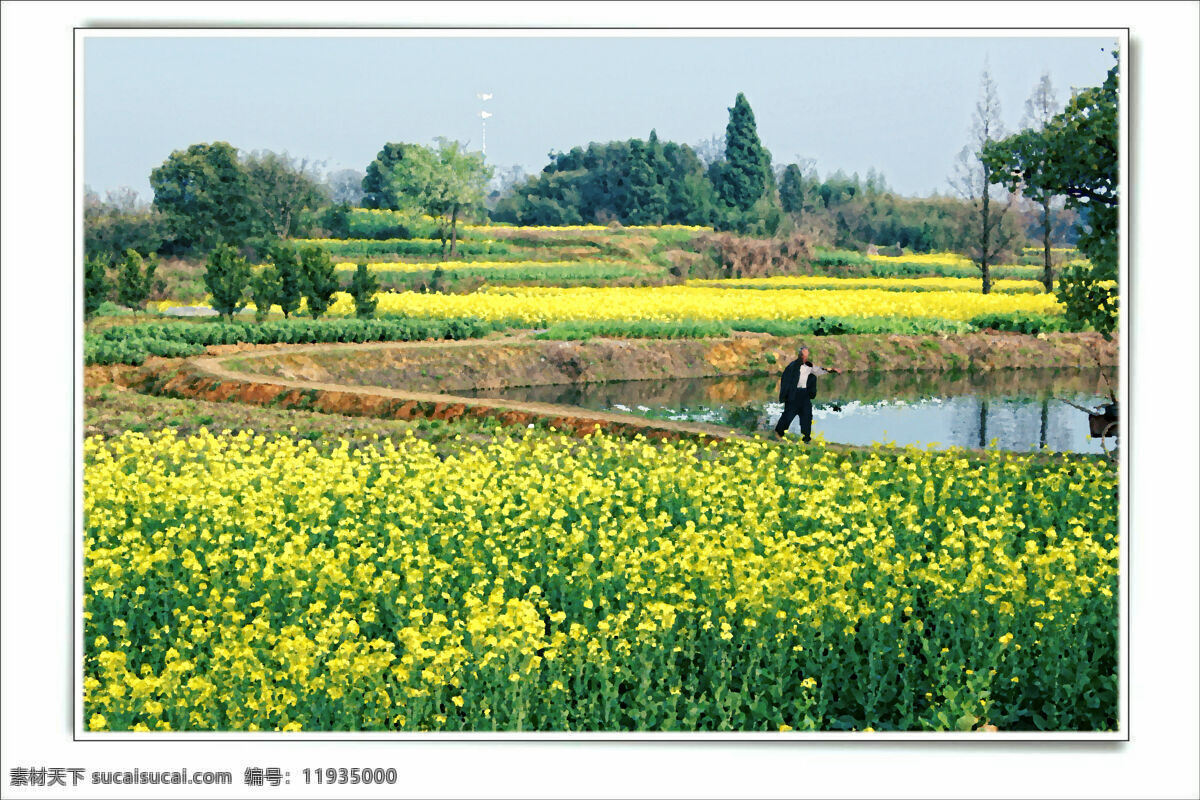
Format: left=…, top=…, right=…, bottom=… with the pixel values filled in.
left=84, top=35, right=1117, bottom=200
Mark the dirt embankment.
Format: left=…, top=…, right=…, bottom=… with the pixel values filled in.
left=214, top=332, right=1118, bottom=393
left=87, top=331, right=1117, bottom=443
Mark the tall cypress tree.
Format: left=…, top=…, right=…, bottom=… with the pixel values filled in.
left=349, top=262, right=380, bottom=318
left=717, top=93, right=772, bottom=212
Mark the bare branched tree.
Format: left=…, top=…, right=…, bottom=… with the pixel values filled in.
left=323, top=168, right=366, bottom=206
left=243, top=150, right=327, bottom=239
left=1021, top=73, right=1063, bottom=292
left=950, top=65, right=1017, bottom=295
left=692, top=134, right=725, bottom=169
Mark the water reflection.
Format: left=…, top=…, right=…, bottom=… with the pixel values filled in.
left=459, top=368, right=1118, bottom=453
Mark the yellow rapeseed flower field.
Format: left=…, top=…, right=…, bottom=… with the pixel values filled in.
left=84, top=428, right=1117, bottom=732
left=869, top=252, right=975, bottom=267
left=319, top=285, right=1063, bottom=323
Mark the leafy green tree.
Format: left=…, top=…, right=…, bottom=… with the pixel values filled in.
left=362, top=143, right=412, bottom=209
left=425, top=139, right=492, bottom=257
left=984, top=54, right=1118, bottom=335
left=116, top=249, right=160, bottom=316
left=779, top=163, right=806, bottom=216
left=150, top=142, right=257, bottom=253
left=264, top=242, right=303, bottom=318
left=714, top=93, right=773, bottom=214
left=493, top=136, right=714, bottom=227
left=662, top=141, right=717, bottom=225
left=381, top=143, right=438, bottom=211
left=84, top=255, right=111, bottom=319
left=203, top=243, right=252, bottom=322
left=348, top=263, right=379, bottom=318
left=624, top=137, right=667, bottom=224
left=299, top=245, right=339, bottom=318
left=243, top=150, right=328, bottom=239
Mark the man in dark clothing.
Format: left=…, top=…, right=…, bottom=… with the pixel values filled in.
left=775, top=345, right=840, bottom=442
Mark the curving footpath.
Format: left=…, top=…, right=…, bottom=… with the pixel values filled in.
left=154, top=342, right=755, bottom=442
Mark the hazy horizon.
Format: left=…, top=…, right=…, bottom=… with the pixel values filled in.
left=84, top=34, right=1117, bottom=203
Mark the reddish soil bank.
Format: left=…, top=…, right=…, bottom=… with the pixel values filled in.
left=122, top=358, right=740, bottom=443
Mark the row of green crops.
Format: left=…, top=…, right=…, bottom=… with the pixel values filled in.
left=84, top=428, right=1118, bottom=732
left=687, top=276, right=1050, bottom=295
left=84, top=311, right=1075, bottom=366
left=366, top=263, right=653, bottom=286
left=534, top=320, right=733, bottom=341
left=85, top=318, right=500, bottom=366
left=810, top=249, right=1051, bottom=280
left=527, top=312, right=1071, bottom=340
left=730, top=313, right=1071, bottom=337
left=728, top=317, right=973, bottom=337
left=869, top=261, right=1045, bottom=280
left=291, top=239, right=520, bottom=259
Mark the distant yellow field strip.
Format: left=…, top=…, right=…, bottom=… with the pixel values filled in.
left=328, top=260, right=630, bottom=272
left=687, top=276, right=1050, bottom=293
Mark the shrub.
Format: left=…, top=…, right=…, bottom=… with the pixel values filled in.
left=729, top=317, right=971, bottom=336
left=348, top=263, right=380, bottom=319
left=967, top=312, right=1074, bottom=334
left=85, top=256, right=112, bottom=319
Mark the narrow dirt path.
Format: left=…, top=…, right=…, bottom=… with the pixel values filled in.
left=190, top=339, right=760, bottom=441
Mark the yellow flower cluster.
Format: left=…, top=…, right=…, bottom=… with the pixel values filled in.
left=318, top=285, right=1062, bottom=323
left=686, top=276, right=1050, bottom=294
left=869, top=252, right=975, bottom=267
left=84, top=429, right=1117, bottom=732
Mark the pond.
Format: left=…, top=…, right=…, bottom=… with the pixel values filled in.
left=459, top=368, right=1119, bottom=453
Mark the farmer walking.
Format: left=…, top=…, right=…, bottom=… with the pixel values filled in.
left=775, top=345, right=840, bottom=442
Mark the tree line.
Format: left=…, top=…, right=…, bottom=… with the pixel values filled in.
left=85, top=65, right=1118, bottom=332
left=86, top=242, right=380, bottom=322
left=84, top=139, right=490, bottom=265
